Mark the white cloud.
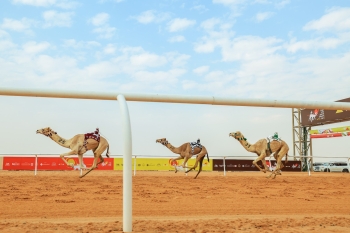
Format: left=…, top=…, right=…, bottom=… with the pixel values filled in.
left=167, top=18, right=196, bottom=32
left=220, top=36, right=282, bottom=62
left=22, top=41, right=50, bottom=54
left=191, top=5, right=208, bottom=13
left=255, top=12, right=274, bottom=22
left=170, top=54, right=190, bottom=67
left=130, top=53, right=167, bottom=67
left=194, top=24, right=235, bottom=53
left=103, top=44, right=116, bottom=54
left=168, top=35, right=185, bottom=43
left=0, top=18, right=36, bottom=32
left=275, top=0, right=290, bottom=9
left=132, top=10, right=171, bottom=24
left=286, top=37, right=345, bottom=53
left=12, top=0, right=56, bottom=7
left=98, top=0, right=124, bottom=3
left=42, top=11, right=74, bottom=27
left=92, top=26, right=116, bottom=39
left=62, top=39, right=101, bottom=49
left=89, top=13, right=116, bottom=39
left=132, top=69, right=185, bottom=84
left=193, top=66, right=210, bottom=75
left=90, top=13, right=110, bottom=26
left=200, top=18, right=221, bottom=31
left=303, top=7, right=350, bottom=32
left=11, top=0, right=79, bottom=9
left=134, top=10, right=155, bottom=24
left=212, top=0, right=246, bottom=6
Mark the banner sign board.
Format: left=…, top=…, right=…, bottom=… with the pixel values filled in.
left=2, top=157, right=113, bottom=170
left=114, top=158, right=213, bottom=171
left=212, top=159, right=301, bottom=172
left=310, top=132, right=350, bottom=139
left=301, top=97, right=350, bottom=127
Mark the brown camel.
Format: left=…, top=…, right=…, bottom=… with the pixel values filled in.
left=156, top=138, right=209, bottom=179
left=36, top=127, right=110, bottom=178
left=229, top=131, right=289, bottom=178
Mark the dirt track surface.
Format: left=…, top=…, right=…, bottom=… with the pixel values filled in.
left=0, top=170, right=350, bottom=233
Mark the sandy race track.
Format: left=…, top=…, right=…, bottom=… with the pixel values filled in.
left=0, top=170, right=350, bottom=233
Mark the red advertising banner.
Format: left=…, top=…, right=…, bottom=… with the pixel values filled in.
left=310, top=132, right=350, bottom=139
left=2, top=157, right=114, bottom=171
left=3, top=157, right=36, bottom=170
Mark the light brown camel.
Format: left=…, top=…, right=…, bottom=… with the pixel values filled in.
left=36, top=127, right=110, bottom=178
left=229, top=131, right=289, bottom=178
left=156, top=138, right=209, bottom=179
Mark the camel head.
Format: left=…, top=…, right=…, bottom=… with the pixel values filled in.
left=229, top=131, right=246, bottom=141
left=36, top=127, right=57, bottom=137
left=156, top=138, right=168, bottom=145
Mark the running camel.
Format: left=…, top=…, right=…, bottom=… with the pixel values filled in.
left=229, top=131, right=289, bottom=178
left=156, top=138, right=209, bottom=179
left=36, top=127, right=110, bottom=178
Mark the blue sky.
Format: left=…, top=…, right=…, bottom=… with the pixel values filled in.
left=1, top=0, right=350, bottom=162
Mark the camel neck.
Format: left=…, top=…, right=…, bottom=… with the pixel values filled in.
left=49, top=133, right=71, bottom=149
left=238, top=137, right=254, bottom=152
left=165, top=143, right=181, bottom=154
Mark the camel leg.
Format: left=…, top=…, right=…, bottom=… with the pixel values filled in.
left=170, top=155, right=183, bottom=173
left=271, top=155, right=284, bottom=179
left=78, top=154, right=87, bottom=170
left=193, top=156, right=205, bottom=179
left=80, top=154, right=99, bottom=178
left=252, top=153, right=267, bottom=173
left=60, top=150, right=78, bottom=167
left=97, top=155, right=104, bottom=166
left=261, top=158, right=270, bottom=173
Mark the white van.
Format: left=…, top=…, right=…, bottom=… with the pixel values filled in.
left=313, top=162, right=328, bottom=172
left=324, top=161, right=349, bottom=173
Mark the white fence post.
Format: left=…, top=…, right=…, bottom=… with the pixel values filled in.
left=117, top=94, right=132, bottom=233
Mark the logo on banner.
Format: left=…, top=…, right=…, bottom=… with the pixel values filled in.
left=308, top=109, right=325, bottom=122
left=169, top=159, right=178, bottom=166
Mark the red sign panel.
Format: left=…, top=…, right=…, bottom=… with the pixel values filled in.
left=3, top=157, right=36, bottom=170
left=2, top=157, right=114, bottom=171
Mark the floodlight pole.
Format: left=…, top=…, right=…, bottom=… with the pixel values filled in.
left=117, top=95, right=132, bottom=232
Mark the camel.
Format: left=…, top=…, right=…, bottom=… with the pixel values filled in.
left=229, top=131, right=289, bottom=178
left=156, top=138, right=209, bottom=179
left=36, top=127, right=110, bottom=178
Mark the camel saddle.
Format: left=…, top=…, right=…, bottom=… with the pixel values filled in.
left=190, top=139, right=202, bottom=154
left=84, top=128, right=101, bottom=142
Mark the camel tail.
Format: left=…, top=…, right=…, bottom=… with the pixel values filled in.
left=206, top=153, right=209, bottom=162
left=106, top=146, right=110, bottom=158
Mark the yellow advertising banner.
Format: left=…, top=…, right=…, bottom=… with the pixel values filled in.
left=113, top=158, right=213, bottom=171
left=309, top=125, right=350, bottom=134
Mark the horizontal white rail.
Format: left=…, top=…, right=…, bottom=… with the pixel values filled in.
left=1, top=87, right=350, bottom=110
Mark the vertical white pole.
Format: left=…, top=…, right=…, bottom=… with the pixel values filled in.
left=223, top=157, right=226, bottom=176
left=134, top=156, right=136, bottom=176
left=117, top=94, right=132, bottom=233
left=35, top=155, right=38, bottom=176
left=307, top=158, right=311, bottom=176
